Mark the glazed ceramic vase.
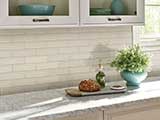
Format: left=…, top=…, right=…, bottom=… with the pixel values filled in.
left=120, top=71, right=148, bottom=86
left=111, top=0, right=125, bottom=15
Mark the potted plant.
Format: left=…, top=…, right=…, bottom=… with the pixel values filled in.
left=110, top=45, right=151, bottom=86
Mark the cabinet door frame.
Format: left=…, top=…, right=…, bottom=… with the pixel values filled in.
left=80, top=0, right=144, bottom=25
left=0, top=0, right=79, bottom=26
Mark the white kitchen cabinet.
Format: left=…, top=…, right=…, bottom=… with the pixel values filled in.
left=80, top=0, right=144, bottom=26
left=104, top=104, right=160, bottom=120
left=54, top=111, right=103, bottom=120
left=0, top=0, right=79, bottom=27
left=54, top=104, right=160, bottom=120
left=0, top=0, right=144, bottom=28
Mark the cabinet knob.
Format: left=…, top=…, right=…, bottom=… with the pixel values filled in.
left=108, top=18, right=122, bottom=21
left=33, top=18, right=50, bottom=22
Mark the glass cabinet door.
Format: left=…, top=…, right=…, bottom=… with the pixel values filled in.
left=0, top=0, right=79, bottom=26
left=80, top=0, right=144, bottom=25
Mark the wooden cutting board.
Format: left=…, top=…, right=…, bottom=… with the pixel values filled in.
left=65, top=82, right=127, bottom=97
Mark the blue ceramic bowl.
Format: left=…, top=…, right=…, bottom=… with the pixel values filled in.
left=19, top=4, right=56, bottom=16
left=120, top=71, right=148, bottom=86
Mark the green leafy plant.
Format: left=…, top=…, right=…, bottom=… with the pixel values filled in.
left=110, top=45, right=151, bottom=73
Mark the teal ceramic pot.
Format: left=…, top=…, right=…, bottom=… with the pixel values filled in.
left=111, top=0, right=125, bottom=15
left=19, top=4, right=56, bottom=16
left=120, top=71, right=148, bottom=86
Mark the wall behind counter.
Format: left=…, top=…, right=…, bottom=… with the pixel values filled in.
left=0, top=26, right=132, bottom=95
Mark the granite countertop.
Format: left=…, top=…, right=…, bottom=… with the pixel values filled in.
left=1, top=78, right=160, bottom=120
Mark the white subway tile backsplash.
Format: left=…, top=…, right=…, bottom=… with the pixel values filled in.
left=24, top=70, right=50, bottom=78
left=0, top=65, right=12, bottom=73
left=0, top=72, right=24, bottom=81
left=69, top=53, right=91, bottom=60
left=25, top=42, right=48, bottom=49
left=36, top=62, right=58, bottom=70
left=57, top=72, right=95, bottom=82
left=0, top=51, right=12, bottom=58
left=66, top=59, right=87, bottom=67
left=11, top=49, right=36, bottom=57
left=0, top=57, right=24, bottom=65
left=59, top=47, right=79, bottom=54
left=69, top=66, right=91, bottom=74
left=25, top=56, right=47, bottom=63
left=0, top=43, right=25, bottom=50
left=47, top=41, right=69, bottom=48
left=0, top=26, right=132, bottom=93
left=48, top=54, right=70, bottom=62
left=36, top=48, right=59, bottom=56
left=13, top=64, right=36, bottom=72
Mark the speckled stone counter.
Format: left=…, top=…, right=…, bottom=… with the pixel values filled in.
left=1, top=79, right=160, bottom=120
